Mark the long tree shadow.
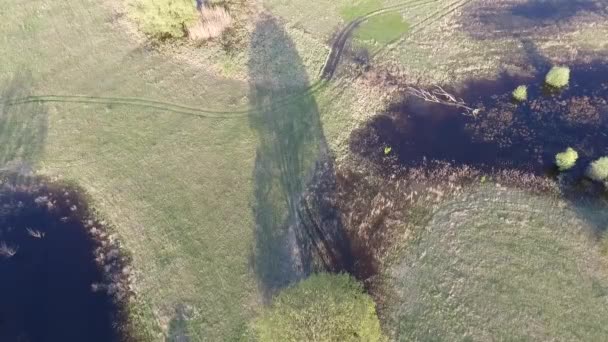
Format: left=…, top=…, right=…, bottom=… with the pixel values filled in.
left=248, top=15, right=354, bottom=297
left=0, top=72, right=48, bottom=171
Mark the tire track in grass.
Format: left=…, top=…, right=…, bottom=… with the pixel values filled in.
left=11, top=0, right=467, bottom=168
left=2, top=0, right=442, bottom=120
left=321, top=0, right=438, bottom=80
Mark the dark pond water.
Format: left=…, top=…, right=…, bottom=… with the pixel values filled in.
left=351, top=62, right=608, bottom=177
left=0, top=175, right=128, bottom=342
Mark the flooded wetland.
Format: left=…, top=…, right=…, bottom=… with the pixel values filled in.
left=0, top=175, right=130, bottom=342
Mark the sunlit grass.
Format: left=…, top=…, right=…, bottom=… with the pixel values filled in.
left=355, top=13, right=409, bottom=45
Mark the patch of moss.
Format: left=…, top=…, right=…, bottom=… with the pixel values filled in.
left=355, top=13, right=409, bottom=45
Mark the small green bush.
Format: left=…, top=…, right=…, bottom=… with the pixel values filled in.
left=249, top=273, right=386, bottom=342
left=586, top=157, right=608, bottom=181
left=545, top=66, right=570, bottom=88
left=512, top=85, right=528, bottom=101
left=555, top=147, right=578, bottom=171
left=130, top=0, right=199, bottom=38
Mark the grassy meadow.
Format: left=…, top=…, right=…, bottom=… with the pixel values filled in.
left=3, top=0, right=608, bottom=340
left=388, top=186, right=608, bottom=341
left=0, top=0, right=394, bottom=339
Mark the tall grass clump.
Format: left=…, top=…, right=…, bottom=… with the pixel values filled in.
left=130, top=0, right=199, bottom=39
left=187, top=6, right=233, bottom=41
left=249, top=273, right=386, bottom=342
left=586, top=157, right=608, bottom=181
left=545, top=66, right=570, bottom=88
left=512, top=85, right=528, bottom=101
left=555, top=147, right=578, bottom=171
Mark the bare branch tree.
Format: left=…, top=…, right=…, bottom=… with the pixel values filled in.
left=406, top=85, right=479, bottom=116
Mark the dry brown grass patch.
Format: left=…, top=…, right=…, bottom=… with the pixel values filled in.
left=187, top=6, right=233, bottom=41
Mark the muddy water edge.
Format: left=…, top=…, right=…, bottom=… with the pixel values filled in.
left=0, top=173, right=133, bottom=342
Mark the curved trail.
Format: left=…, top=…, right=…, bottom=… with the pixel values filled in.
left=30, top=0, right=469, bottom=168
left=2, top=0, right=467, bottom=120
left=320, top=0, right=437, bottom=80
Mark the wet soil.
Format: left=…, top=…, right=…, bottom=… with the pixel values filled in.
left=351, top=61, right=608, bottom=178
left=0, top=174, right=131, bottom=342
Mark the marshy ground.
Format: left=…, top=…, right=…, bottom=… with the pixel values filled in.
left=0, top=174, right=130, bottom=342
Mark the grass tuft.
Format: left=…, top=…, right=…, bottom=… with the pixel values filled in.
left=512, top=85, right=528, bottom=101
left=586, top=157, right=608, bottom=181
left=545, top=66, right=571, bottom=88
left=555, top=147, right=578, bottom=171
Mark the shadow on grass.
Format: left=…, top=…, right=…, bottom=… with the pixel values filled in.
left=165, top=305, right=190, bottom=342
left=0, top=72, right=48, bottom=170
left=248, top=15, right=353, bottom=297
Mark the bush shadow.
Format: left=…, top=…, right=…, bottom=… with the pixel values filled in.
left=248, top=15, right=354, bottom=298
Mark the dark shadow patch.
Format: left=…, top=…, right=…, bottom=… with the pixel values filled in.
left=0, top=173, right=133, bottom=342
left=0, top=72, right=48, bottom=169
left=248, top=15, right=356, bottom=297
left=350, top=61, right=608, bottom=176
left=510, top=0, right=604, bottom=21
left=463, top=0, right=607, bottom=40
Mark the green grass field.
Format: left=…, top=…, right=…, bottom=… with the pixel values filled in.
left=0, top=0, right=379, bottom=339
left=388, top=186, right=608, bottom=341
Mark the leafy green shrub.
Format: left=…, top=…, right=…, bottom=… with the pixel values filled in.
left=586, top=157, right=608, bottom=181
left=130, top=0, right=199, bottom=38
left=512, top=85, right=528, bottom=101
left=555, top=147, right=578, bottom=171
left=545, top=66, right=570, bottom=88
left=250, top=273, right=386, bottom=342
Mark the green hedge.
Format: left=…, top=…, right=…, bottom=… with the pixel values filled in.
left=130, top=0, right=199, bottom=38
left=249, top=273, right=386, bottom=342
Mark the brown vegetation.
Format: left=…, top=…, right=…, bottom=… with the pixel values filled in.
left=187, top=5, right=233, bottom=41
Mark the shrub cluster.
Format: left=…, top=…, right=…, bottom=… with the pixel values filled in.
left=512, top=85, right=528, bottom=101
left=545, top=66, right=571, bottom=88
left=555, top=147, right=578, bottom=171
left=249, top=273, right=385, bottom=341
left=130, top=0, right=199, bottom=38
left=586, top=157, right=608, bottom=181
